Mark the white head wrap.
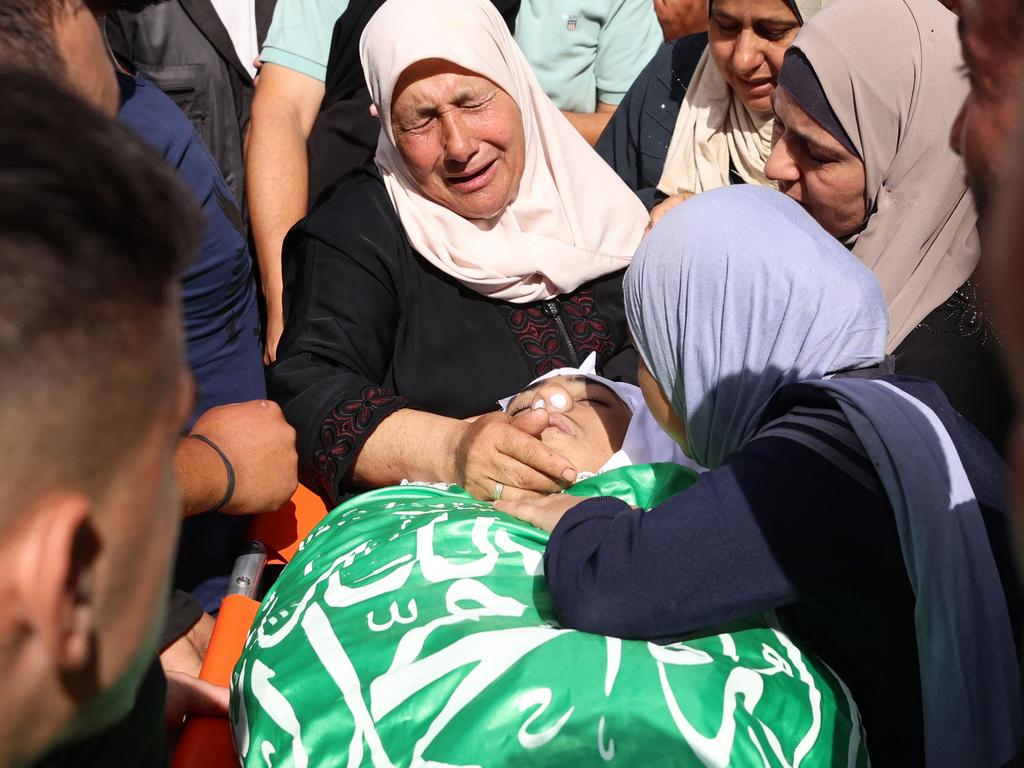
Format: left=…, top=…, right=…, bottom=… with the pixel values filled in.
left=499, top=353, right=697, bottom=475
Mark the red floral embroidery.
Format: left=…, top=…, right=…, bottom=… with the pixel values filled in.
left=507, top=305, right=570, bottom=375
left=314, top=386, right=407, bottom=501
left=505, top=288, right=616, bottom=377
left=562, top=289, right=615, bottom=360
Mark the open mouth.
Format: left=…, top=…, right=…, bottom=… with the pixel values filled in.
left=446, top=159, right=497, bottom=193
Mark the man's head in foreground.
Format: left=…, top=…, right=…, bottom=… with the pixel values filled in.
left=950, top=0, right=1024, bottom=220
left=0, top=0, right=119, bottom=115
left=0, top=69, right=199, bottom=766
left=0, top=0, right=171, bottom=120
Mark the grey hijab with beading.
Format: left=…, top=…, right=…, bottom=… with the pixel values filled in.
left=783, top=0, right=979, bottom=351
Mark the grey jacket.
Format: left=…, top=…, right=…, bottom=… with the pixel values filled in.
left=106, top=0, right=275, bottom=221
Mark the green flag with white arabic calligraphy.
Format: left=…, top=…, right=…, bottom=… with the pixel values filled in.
left=231, top=464, right=868, bottom=767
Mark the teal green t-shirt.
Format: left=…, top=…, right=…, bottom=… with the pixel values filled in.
left=514, top=0, right=662, bottom=112
left=259, top=0, right=350, bottom=81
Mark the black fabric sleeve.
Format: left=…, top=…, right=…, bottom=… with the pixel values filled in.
left=543, top=434, right=897, bottom=642
left=594, top=34, right=707, bottom=211
left=160, top=589, right=204, bottom=650
left=267, top=180, right=410, bottom=506
left=595, top=42, right=673, bottom=210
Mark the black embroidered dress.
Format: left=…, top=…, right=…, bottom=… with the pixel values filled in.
left=268, top=166, right=634, bottom=506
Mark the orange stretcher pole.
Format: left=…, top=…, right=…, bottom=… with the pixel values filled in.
left=247, top=482, right=328, bottom=563
left=170, top=485, right=328, bottom=767
left=170, top=593, right=260, bottom=768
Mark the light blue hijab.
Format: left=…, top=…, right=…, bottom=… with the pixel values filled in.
left=625, top=185, right=888, bottom=470
left=625, top=184, right=1022, bottom=767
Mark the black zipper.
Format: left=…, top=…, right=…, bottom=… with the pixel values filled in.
left=543, top=299, right=580, bottom=367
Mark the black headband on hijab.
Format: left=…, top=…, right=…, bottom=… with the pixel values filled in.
left=777, top=48, right=860, bottom=158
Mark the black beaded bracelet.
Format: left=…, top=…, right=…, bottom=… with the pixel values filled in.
left=188, top=433, right=236, bottom=514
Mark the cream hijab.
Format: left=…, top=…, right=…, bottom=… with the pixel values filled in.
left=359, top=0, right=648, bottom=304
left=657, top=0, right=832, bottom=196
left=789, top=0, right=980, bottom=350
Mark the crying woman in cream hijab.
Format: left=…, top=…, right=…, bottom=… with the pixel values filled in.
left=598, top=0, right=833, bottom=219
left=657, top=0, right=833, bottom=197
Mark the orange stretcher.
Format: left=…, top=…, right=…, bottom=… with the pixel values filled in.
left=170, top=484, right=328, bottom=768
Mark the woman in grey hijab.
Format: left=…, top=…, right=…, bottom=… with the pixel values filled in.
left=500, top=186, right=1022, bottom=768
left=765, top=0, right=1011, bottom=454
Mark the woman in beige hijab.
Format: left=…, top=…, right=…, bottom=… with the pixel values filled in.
left=766, top=0, right=1010, bottom=452
left=597, top=0, right=831, bottom=212
left=268, top=0, right=650, bottom=507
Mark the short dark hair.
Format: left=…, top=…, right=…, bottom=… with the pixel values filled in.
left=0, top=69, right=200, bottom=516
left=86, top=0, right=170, bottom=16
left=0, top=0, right=62, bottom=75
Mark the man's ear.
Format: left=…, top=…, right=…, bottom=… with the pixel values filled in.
left=12, top=493, right=100, bottom=673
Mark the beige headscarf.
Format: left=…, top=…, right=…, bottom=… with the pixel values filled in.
left=790, top=0, right=979, bottom=350
left=359, top=0, right=648, bottom=304
left=657, top=0, right=832, bottom=196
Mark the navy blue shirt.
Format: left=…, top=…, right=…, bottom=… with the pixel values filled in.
left=595, top=34, right=708, bottom=210
left=118, top=70, right=265, bottom=424
left=544, top=376, right=1021, bottom=766
left=118, top=70, right=266, bottom=609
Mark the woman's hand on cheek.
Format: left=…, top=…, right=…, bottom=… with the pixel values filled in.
left=453, top=412, right=577, bottom=501
left=494, top=494, right=590, bottom=533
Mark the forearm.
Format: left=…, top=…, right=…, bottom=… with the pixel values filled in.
left=246, top=116, right=310, bottom=310
left=562, top=109, right=617, bottom=146
left=349, top=410, right=466, bottom=489
left=175, top=437, right=231, bottom=518
left=246, top=66, right=324, bottom=318
left=544, top=440, right=892, bottom=641
left=544, top=495, right=799, bottom=641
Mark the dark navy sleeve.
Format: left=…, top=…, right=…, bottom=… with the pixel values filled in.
left=116, top=73, right=265, bottom=423
left=595, top=34, right=707, bottom=210
left=543, top=434, right=898, bottom=641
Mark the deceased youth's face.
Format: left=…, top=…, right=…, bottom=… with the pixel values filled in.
left=506, top=376, right=631, bottom=473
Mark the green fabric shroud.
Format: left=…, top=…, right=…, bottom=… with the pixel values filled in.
left=231, top=464, right=868, bottom=766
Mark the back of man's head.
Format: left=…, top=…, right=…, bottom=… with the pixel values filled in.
left=0, top=68, right=200, bottom=765
left=0, top=0, right=122, bottom=115
left=0, top=1, right=61, bottom=74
